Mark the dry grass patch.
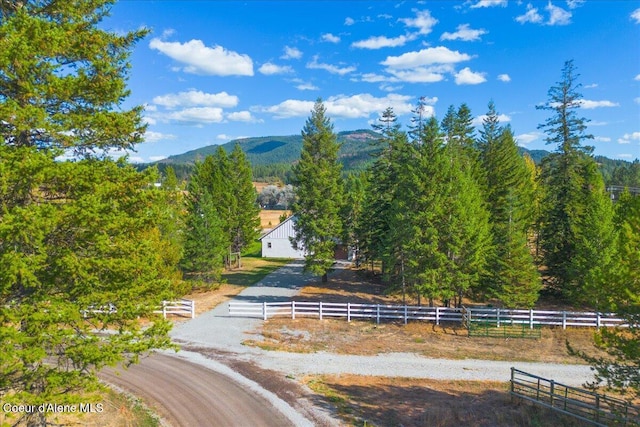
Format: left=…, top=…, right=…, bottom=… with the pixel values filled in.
left=303, top=375, right=590, bottom=427
left=248, top=266, right=609, bottom=363
left=253, top=318, right=604, bottom=363
left=259, top=209, right=290, bottom=231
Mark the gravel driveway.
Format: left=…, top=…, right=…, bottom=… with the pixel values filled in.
left=170, top=260, right=597, bottom=387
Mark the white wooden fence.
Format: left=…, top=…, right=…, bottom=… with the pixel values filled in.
left=83, top=299, right=195, bottom=319
left=228, top=301, right=627, bottom=329
left=153, top=299, right=195, bottom=319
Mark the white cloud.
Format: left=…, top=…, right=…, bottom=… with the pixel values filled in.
left=152, top=90, right=239, bottom=108
left=281, top=46, right=302, bottom=60
left=471, top=0, right=507, bottom=8
left=296, top=82, right=319, bottom=91
left=144, top=130, right=176, bottom=143
left=380, top=83, right=403, bottom=92
left=515, top=132, right=541, bottom=145
left=546, top=2, right=572, bottom=25
left=497, top=74, right=511, bottom=82
left=261, top=93, right=415, bottom=119
left=226, top=111, right=257, bottom=122
left=128, top=156, right=145, bottom=164
left=143, top=116, right=157, bottom=126
left=260, top=99, right=315, bottom=118
left=165, top=107, right=224, bottom=124
left=149, top=38, right=253, bottom=76
left=307, top=56, right=356, bottom=75
left=634, top=74, right=640, bottom=81
left=567, top=0, right=585, bottom=9
left=635, top=97, right=640, bottom=105
left=617, top=153, right=633, bottom=159
left=579, top=99, right=619, bottom=109
left=617, top=132, right=640, bottom=144
left=352, top=34, right=414, bottom=49
left=344, top=17, right=355, bottom=26
left=440, top=24, right=487, bottom=41
left=322, top=33, right=341, bottom=43
left=387, top=67, right=448, bottom=83
left=631, top=8, right=640, bottom=24
left=399, top=10, right=438, bottom=35
left=454, top=67, right=487, bottom=85
left=583, top=83, right=598, bottom=89
left=258, top=62, right=293, bottom=75
left=594, top=136, right=611, bottom=142
left=381, top=46, right=472, bottom=69
left=216, top=134, right=231, bottom=141
left=149, top=155, right=168, bottom=162
left=516, top=4, right=544, bottom=24
left=360, top=73, right=388, bottom=83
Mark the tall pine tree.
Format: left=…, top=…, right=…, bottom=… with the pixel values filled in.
left=229, top=144, right=261, bottom=255
left=537, top=60, right=616, bottom=301
left=0, top=2, right=179, bottom=423
left=291, top=99, right=343, bottom=282
left=479, top=102, right=540, bottom=308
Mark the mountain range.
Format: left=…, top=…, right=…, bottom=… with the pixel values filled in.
left=148, top=130, right=634, bottom=185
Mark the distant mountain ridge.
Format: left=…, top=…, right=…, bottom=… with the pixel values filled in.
left=148, top=130, right=635, bottom=185
left=156, top=129, right=381, bottom=168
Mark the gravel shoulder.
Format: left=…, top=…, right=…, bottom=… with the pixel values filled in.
left=170, top=260, right=597, bottom=388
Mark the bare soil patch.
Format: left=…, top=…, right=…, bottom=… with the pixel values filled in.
left=303, top=375, right=590, bottom=427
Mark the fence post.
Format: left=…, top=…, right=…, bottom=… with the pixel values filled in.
left=510, top=368, right=515, bottom=403
left=562, top=311, right=567, bottom=330
left=497, top=308, right=501, bottom=328
left=162, top=301, right=167, bottom=319
left=292, top=301, right=296, bottom=320
left=319, top=301, right=323, bottom=320
left=376, top=304, right=380, bottom=325
left=190, top=300, right=195, bottom=319
left=347, top=302, right=351, bottom=322
left=596, top=312, right=601, bottom=329
left=550, top=380, right=555, bottom=408
left=530, top=309, right=534, bottom=329
left=436, top=306, right=440, bottom=326
left=263, top=301, right=267, bottom=321
left=404, top=305, right=408, bottom=325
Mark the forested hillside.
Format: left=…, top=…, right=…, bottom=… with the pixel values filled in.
left=145, top=132, right=639, bottom=187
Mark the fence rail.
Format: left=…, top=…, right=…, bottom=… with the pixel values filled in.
left=83, top=299, right=195, bottom=319
left=228, top=301, right=626, bottom=329
left=153, top=299, right=195, bottom=319
left=510, top=368, right=639, bottom=426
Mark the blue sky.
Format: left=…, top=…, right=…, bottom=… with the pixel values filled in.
left=104, top=0, right=640, bottom=163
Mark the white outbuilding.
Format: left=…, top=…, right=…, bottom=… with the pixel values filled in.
left=259, top=215, right=305, bottom=259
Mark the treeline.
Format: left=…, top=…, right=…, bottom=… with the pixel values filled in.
left=167, top=145, right=261, bottom=283
left=338, top=62, right=638, bottom=313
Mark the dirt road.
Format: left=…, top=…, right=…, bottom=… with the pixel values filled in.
left=100, top=353, right=296, bottom=427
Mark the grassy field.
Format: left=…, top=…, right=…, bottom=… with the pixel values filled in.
left=302, top=375, right=590, bottom=427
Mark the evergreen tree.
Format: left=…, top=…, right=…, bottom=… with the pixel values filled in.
left=181, top=159, right=227, bottom=281
left=291, top=99, right=343, bottom=282
left=0, top=2, right=179, bottom=422
left=480, top=102, right=540, bottom=307
left=537, top=60, right=616, bottom=300
left=229, top=144, right=260, bottom=254
left=341, top=172, right=368, bottom=265
left=575, top=191, right=640, bottom=398
left=0, top=0, right=146, bottom=156
left=360, top=109, right=400, bottom=268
